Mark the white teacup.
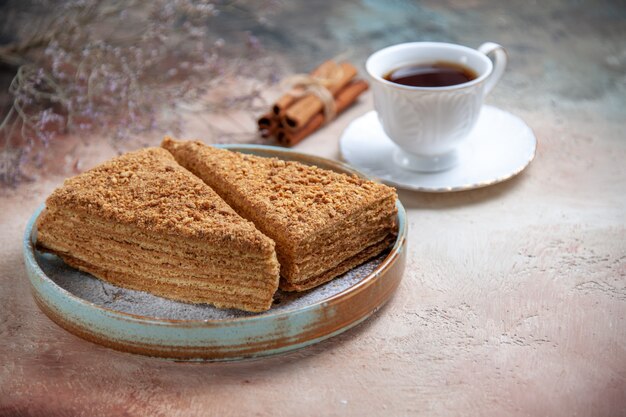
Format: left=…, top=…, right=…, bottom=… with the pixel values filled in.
left=366, top=42, right=507, bottom=172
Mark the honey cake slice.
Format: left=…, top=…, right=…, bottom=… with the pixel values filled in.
left=162, top=137, right=398, bottom=291
left=36, top=147, right=280, bottom=312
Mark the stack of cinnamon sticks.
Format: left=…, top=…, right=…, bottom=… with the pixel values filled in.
left=258, top=60, right=369, bottom=147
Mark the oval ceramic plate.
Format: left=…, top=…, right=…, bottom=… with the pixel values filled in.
left=340, top=106, right=537, bottom=192
left=23, top=145, right=407, bottom=361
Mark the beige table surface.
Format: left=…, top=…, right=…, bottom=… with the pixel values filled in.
left=2, top=1, right=626, bottom=416
left=1, top=88, right=625, bottom=416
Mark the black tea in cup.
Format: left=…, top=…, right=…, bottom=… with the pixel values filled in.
left=384, top=61, right=477, bottom=87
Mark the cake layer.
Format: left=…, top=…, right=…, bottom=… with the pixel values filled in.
left=295, top=196, right=397, bottom=257
left=39, top=224, right=276, bottom=309
left=281, top=200, right=397, bottom=282
left=38, top=227, right=277, bottom=291
left=280, top=234, right=396, bottom=292
left=40, top=217, right=276, bottom=278
left=162, top=137, right=398, bottom=290
left=59, top=253, right=273, bottom=312
left=288, top=225, right=394, bottom=284
left=162, top=138, right=396, bottom=243
left=43, top=147, right=275, bottom=255
left=36, top=147, right=280, bottom=312
left=45, top=207, right=273, bottom=261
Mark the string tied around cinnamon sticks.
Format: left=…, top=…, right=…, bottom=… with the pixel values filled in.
left=279, top=62, right=346, bottom=123
left=258, top=59, right=369, bottom=147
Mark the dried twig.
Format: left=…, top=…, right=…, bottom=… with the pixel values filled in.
left=0, top=0, right=278, bottom=186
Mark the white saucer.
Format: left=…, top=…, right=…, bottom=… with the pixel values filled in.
left=339, top=106, right=537, bottom=192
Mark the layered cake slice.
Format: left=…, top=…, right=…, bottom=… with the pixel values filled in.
left=36, top=148, right=280, bottom=312
left=162, top=137, right=398, bottom=291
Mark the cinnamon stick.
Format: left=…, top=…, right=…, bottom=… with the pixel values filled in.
left=283, top=62, right=358, bottom=130
left=257, top=112, right=275, bottom=129
left=277, top=79, right=369, bottom=147
left=271, top=60, right=339, bottom=116
left=260, top=126, right=277, bottom=138
left=272, top=95, right=298, bottom=116
left=257, top=112, right=278, bottom=138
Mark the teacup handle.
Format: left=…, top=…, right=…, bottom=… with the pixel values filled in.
left=478, top=42, right=507, bottom=96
